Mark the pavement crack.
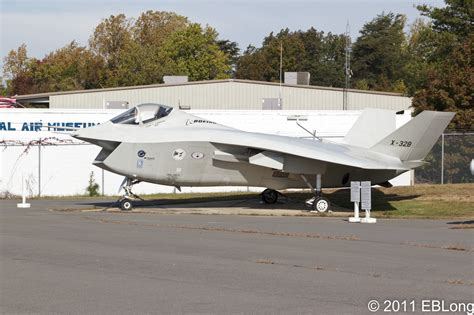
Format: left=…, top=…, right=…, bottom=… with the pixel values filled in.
left=253, top=259, right=474, bottom=288
left=402, top=242, right=473, bottom=252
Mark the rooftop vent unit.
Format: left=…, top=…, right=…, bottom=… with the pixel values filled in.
left=284, top=72, right=310, bottom=85
left=104, top=100, right=129, bottom=109
left=163, top=76, right=189, bottom=84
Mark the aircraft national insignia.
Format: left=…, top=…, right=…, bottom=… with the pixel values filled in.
left=191, top=152, right=205, bottom=159
left=137, top=150, right=146, bottom=158
left=172, top=149, right=186, bottom=161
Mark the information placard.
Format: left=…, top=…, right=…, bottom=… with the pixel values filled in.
left=350, top=181, right=360, bottom=202
left=361, top=181, right=372, bottom=210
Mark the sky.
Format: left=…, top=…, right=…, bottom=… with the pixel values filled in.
left=1, top=0, right=445, bottom=62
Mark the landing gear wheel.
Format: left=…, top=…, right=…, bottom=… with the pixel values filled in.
left=313, top=197, right=330, bottom=213
left=120, top=198, right=133, bottom=211
left=261, top=189, right=278, bottom=204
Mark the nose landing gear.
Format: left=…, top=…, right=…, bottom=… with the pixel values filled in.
left=117, top=177, right=142, bottom=211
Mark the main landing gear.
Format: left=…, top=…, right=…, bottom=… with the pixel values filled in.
left=117, top=178, right=142, bottom=211
left=301, top=174, right=331, bottom=213
left=261, top=188, right=280, bottom=204
left=261, top=173, right=330, bottom=213
left=119, top=198, right=133, bottom=211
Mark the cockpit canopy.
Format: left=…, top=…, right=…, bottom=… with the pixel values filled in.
left=111, top=103, right=173, bottom=125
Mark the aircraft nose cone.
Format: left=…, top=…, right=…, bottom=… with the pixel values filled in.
left=71, top=128, right=88, bottom=140
left=70, top=126, right=97, bottom=143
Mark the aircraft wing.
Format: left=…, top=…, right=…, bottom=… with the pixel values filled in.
left=75, top=124, right=405, bottom=171
left=205, top=129, right=406, bottom=171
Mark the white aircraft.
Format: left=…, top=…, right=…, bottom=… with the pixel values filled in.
left=70, top=103, right=454, bottom=211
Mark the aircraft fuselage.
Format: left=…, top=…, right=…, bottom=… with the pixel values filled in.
left=94, top=140, right=403, bottom=190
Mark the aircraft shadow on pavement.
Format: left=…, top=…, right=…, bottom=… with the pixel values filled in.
left=322, top=188, right=421, bottom=213
left=76, top=188, right=420, bottom=213
left=446, top=220, right=474, bottom=225
left=77, top=196, right=306, bottom=211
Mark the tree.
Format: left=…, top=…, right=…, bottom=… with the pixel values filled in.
left=264, top=29, right=307, bottom=82
left=0, top=77, right=7, bottom=96
left=351, top=12, right=407, bottom=92
left=235, top=45, right=268, bottom=81
left=411, top=0, right=473, bottom=184
left=88, top=12, right=233, bottom=86
left=412, top=38, right=473, bottom=129
left=2, top=44, right=36, bottom=95
left=89, top=14, right=132, bottom=86
left=417, top=0, right=473, bottom=42
left=217, top=39, right=240, bottom=77
left=88, top=11, right=188, bottom=87
left=3, top=11, right=235, bottom=93
left=86, top=171, right=100, bottom=196
left=132, top=10, right=188, bottom=47
left=299, top=28, right=346, bottom=87
left=33, top=41, right=103, bottom=92
left=112, top=41, right=164, bottom=86
left=235, top=28, right=346, bottom=87
left=3, top=44, right=29, bottom=79
left=159, top=24, right=231, bottom=80
left=400, top=19, right=437, bottom=95
left=3, top=42, right=104, bottom=95
left=411, top=0, right=473, bottom=129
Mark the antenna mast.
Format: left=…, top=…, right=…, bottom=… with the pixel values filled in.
left=343, top=21, right=352, bottom=110
left=279, top=41, right=283, bottom=107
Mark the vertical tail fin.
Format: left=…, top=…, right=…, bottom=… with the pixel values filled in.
left=371, top=111, right=455, bottom=161
left=343, top=109, right=396, bottom=148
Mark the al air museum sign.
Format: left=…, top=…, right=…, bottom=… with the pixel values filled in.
left=0, top=109, right=120, bottom=141
left=0, top=110, right=119, bottom=132
left=0, top=120, right=98, bottom=132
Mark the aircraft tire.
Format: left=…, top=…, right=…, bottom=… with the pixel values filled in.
left=120, top=198, right=133, bottom=211
left=313, top=197, right=330, bottom=213
left=261, top=189, right=278, bottom=204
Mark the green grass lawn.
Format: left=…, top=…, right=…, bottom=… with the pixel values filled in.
left=319, top=184, right=474, bottom=219
left=376, top=200, right=473, bottom=219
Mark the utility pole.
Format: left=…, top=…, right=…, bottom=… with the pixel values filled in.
left=343, top=21, right=352, bottom=110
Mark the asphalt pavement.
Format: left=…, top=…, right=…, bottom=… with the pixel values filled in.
left=1, top=198, right=473, bottom=314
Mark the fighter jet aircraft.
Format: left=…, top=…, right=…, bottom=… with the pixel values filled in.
left=70, top=103, right=454, bottom=211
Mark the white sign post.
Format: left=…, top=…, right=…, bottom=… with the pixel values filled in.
left=349, top=181, right=361, bottom=222
left=17, top=177, right=31, bottom=208
left=360, top=181, right=376, bottom=223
